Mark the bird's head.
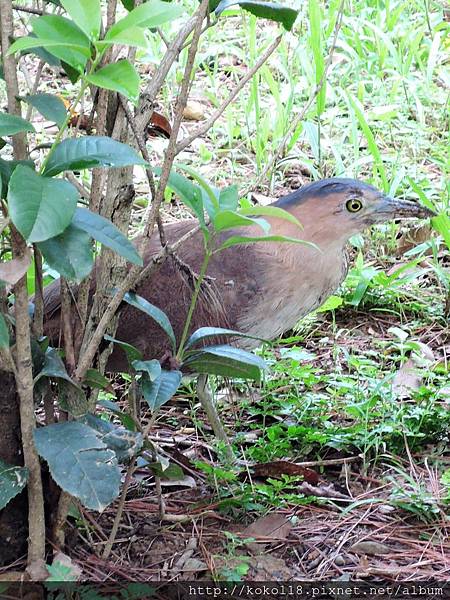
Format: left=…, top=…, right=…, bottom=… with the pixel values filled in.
left=275, top=178, right=434, bottom=244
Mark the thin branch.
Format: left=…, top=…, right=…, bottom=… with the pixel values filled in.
left=12, top=3, right=45, bottom=16
left=176, top=35, right=282, bottom=154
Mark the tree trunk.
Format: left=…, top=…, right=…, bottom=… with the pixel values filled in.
left=0, top=370, right=28, bottom=566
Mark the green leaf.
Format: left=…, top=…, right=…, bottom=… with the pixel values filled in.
left=0, top=313, right=9, bottom=348
left=157, top=168, right=205, bottom=226
left=184, top=326, right=267, bottom=350
left=431, top=213, right=450, bottom=251
left=123, top=292, right=176, bottom=351
left=238, top=205, right=302, bottom=227
left=346, top=94, right=388, bottom=190
left=0, top=459, right=28, bottom=510
left=175, top=164, right=220, bottom=217
left=31, top=15, right=91, bottom=70
left=83, top=369, right=113, bottom=391
left=215, top=0, right=298, bottom=31
left=182, top=345, right=266, bottom=381
left=98, top=399, right=137, bottom=431
left=120, top=0, right=135, bottom=9
left=8, top=166, right=78, bottom=243
left=96, top=26, right=148, bottom=50
left=37, top=224, right=93, bottom=281
left=141, top=369, right=182, bottom=412
left=34, top=347, right=80, bottom=388
left=0, top=112, right=34, bottom=136
left=107, top=1, right=183, bottom=39
left=80, top=414, right=143, bottom=462
left=7, top=36, right=90, bottom=67
left=34, top=421, right=121, bottom=511
left=217, top=234, right=316, bottom=252
left=212, top=210, right=271, bottom=233
left=315, top=294, right=343, bottom=313
left=308, top=0, right=325, bottom=115
left=72, top=207, right=143, bottom=266
left=61, top=0, right=101, bottom=40
left=219, top=185, right=239, bottom=211
left=42, top=135, right=147, bottom=177
left=104, top=334, right=143, bottom=364
left=21, top=93, right=67, bottom=128
left=132, top=359, right=162, bottom=382
left=86, top=60, right=140, bottom=103
left=0, top=158, right=34, bottom=198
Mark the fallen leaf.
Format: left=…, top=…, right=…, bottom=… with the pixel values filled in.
left=251, top=192, right=276, bottom=206
left=183, top=101, right=205, bottom=121
left=396, top=224, right=432, bottom=256
left=0, top=248, right=31, bottom=286
left=241, top=513, right=292, bottom=542
left=349, top=541, right=392, bottom=556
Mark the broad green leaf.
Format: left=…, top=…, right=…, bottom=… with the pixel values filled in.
left=80, top=414, right=143, bottom=462
left=132, top=359, right=162, bottom=382
left=31, top=15, right=91, bottom=70
left=141, top=369, right=182, bottom=412
left=37, top=224, right=93, bottom=281
left=219, top=185, right=239, bottom=211
left=21, top=93, right=67, bottom=127
left=184, top=326, right=267, bottom=350
left=34, top=422, right=121, bottom=511
left=175, top=164, right=220, bottom=217
left=99, top=399, right=137, bottom=431
left=124, top=292, right=176, bottom=351
left=104, top=334, right=143, bottom=364
left=42, top=135, right=147, bottom=177
left=86, top=60, right=140, bottom=103
left=182, top=345, right=266, bottom=381
left=0, top=158, right=34, bottom=198
left=61, top=0, right=101, bottom=40
left=120, top=0, right=135, bottom=9
left=8, top=36, right=90, bottom=66
left=96, top=26, right=148, bottom=50
left=107, top=1, right=183, bottom=39
left=156, top=168, right=205, bottom=226
left=72, top=207, right=143, bottom=266
left=83, top=369, right=113, bottom=391
left=215, top=0, right=298, bottom=31
left=0, top=459, right=28, bottom=510
left=212, top=210, right=270, bottom=233
left=0, top=313, right=9, bottom=348
left=238, top=205, right=302, bottom=228
left=0, top=113, right=34, bottom=136
left=217, top=234, right=316, bottom=252
left=34, top=347, right=81, bottom=388
left=8, top=166, right=78, bottom=243
left=315, top=294, right=343, bottom=313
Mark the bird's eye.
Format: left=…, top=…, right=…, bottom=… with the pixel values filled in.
left=346, top=198, right=363, bottom=213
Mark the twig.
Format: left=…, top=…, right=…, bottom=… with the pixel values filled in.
left=60, top=278, right=76, bottom=373
left=12, top=3, right=45, bottom=16
left=176, top=35, right=282, bottom=153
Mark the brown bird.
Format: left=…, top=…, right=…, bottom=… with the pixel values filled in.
left=42, top=178, right=432, bottom=371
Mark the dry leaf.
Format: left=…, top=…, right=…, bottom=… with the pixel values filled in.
left=183, top=101, right=205, bottom=121
left=251, top=192, right=276, bottom=206
left=0, top=248, right=31, bottom=286
left=241, top=513, right=292, bottom=542
left=349, top=541, right=392, bottom=556
left=396, top=224, right=432, bottom=256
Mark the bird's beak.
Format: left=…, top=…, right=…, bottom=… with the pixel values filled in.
left=376, top=194, right=435, bottom=220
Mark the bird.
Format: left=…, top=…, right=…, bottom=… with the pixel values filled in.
left=42, top=178, right=433, bottom=371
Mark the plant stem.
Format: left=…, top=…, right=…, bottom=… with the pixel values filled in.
left=176, top=250, right=211, bottom=361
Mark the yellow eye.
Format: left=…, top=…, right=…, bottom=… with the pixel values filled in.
left=346, top=198, right=363, bottom=213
